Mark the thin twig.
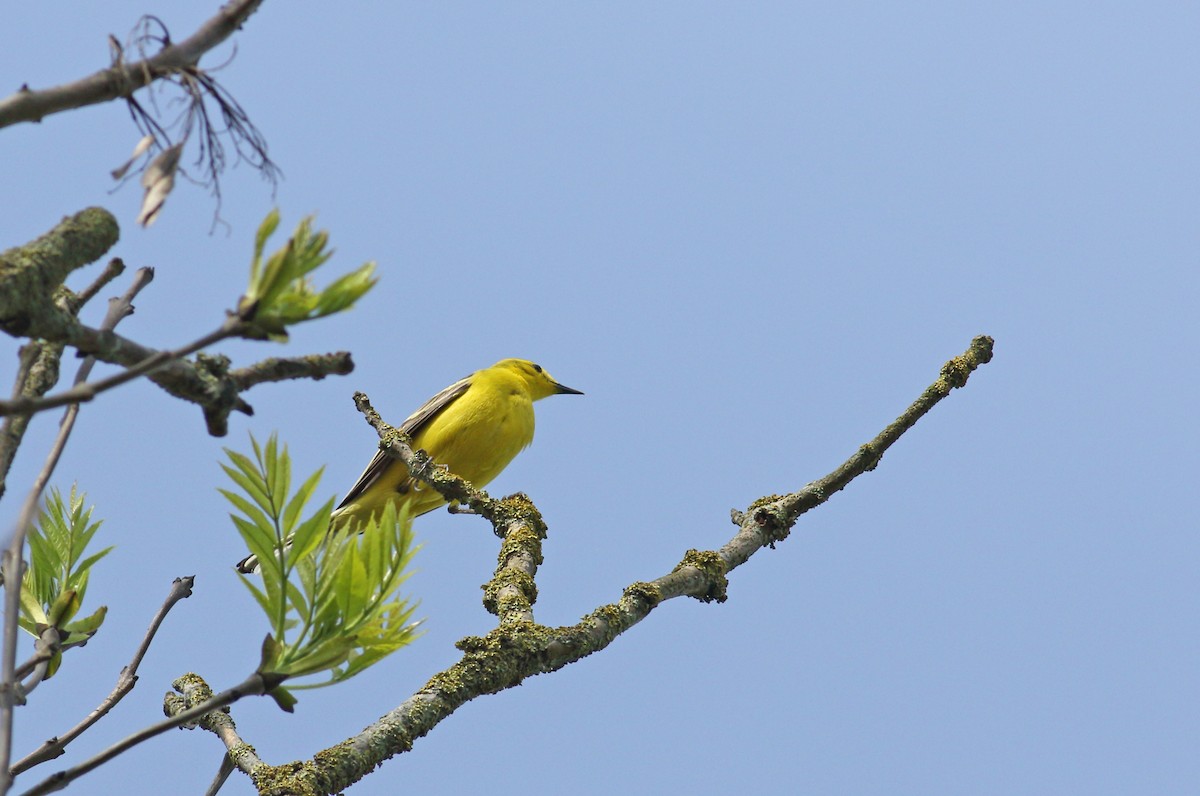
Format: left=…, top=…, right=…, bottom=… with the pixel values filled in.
left=0, top=0, right=266, bottom=128
left=10, top=577, right=195, bottom=776
left=204, top=757, right=236, bottom=796
left=18, top=673, right=272, bottom=796
left=14, top=630, right=58, bottom=702
left=0, top=317, right=240, bottom=419
left=0, top=271, right=156, bottom=792
left=69, top=259, right=126, bottom=312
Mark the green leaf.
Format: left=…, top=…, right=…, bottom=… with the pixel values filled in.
left=231, top=516, right=277, bottom=573
left=259, top=633, right=282, bottom=672
left=221, top=460, right=274, bottom=517
left=266, top=685, right=297, bottom=713
left=19, top=586, right=47, bottom=627
left=314, top=263, right=378, bottom=317
left=69, top=547, right=113, bottom=586
left=251, top=209, right=281, bottom=279
left=44, top=651, right=63, bottom=680
left=282, top=467, right=325, bottom=536
left=286, top=497, right=334, bottom=568
left=219, top=488, right=274, bottom=537
left=223, top=433, right=420, bottom=707
left=62, top=604, right=107, bottom=635
left=238, top=212, right=376, bottom=340
left=46, top=589, right=80, bottom=627
left=284, top=579, right=308, bottom=621
left=238, top=576, right=274, bottom=619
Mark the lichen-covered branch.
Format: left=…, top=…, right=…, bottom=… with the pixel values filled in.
left=235, top=336, right=994, bottom=795
left=352, top=392, right=487, bottom=512
left=0, top=209, right=358, bottom=436
left=0, top=209, right=119, bottom=338
left=722, top=333, right=996, bottom=567
left=0, top=0, right=265, bottom=128
left=0, top=258, right=126, bottom=498
left=352, top=394, right=545, bottom=625
left=0, top=342, right=63, bottom=501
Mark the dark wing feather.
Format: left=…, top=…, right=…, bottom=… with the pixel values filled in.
left=335, top=374, right=473, bottom=509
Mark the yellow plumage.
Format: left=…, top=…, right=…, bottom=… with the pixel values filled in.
left=236, top=358, right=580, bottom=572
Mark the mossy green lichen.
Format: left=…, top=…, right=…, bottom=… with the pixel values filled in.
left=495, top=521, right=544, bottom=566
left=675, top=549, right=729, bottom=603
left=488, top=493, right=549, bottom=539
left=171, top=672, right=214, bottom=706
left=746, top=493, right=784, bottom=513
left=623, top=581, right=663, bottom=610
left=481, top=568, right=538, bottom=616
left=0, top=207, right=119, bottom=337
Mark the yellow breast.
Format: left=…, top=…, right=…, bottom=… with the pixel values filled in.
left=415, top=376, right=536, bottom=487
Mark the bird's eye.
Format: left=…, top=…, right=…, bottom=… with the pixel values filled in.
left=532, top=363, right=543, bottom=373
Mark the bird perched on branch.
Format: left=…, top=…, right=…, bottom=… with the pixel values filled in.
left=236, top=358, right=582, bottom=572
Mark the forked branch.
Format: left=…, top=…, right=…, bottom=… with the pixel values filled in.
left=222, top=336, right=995, bottom=795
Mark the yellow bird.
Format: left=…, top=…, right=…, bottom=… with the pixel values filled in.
left=236, top=358, right=581, bottom=572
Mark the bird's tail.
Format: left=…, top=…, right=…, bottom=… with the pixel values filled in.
left=234, top=552, right=262, bottom=574
left=234, top=508, right=354, bottom=573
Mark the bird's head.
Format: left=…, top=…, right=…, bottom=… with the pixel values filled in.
left=496, top=359, right=583, bottom=401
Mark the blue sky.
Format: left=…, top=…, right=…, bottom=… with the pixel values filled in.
left=1, top=2, right=1196, bottom=794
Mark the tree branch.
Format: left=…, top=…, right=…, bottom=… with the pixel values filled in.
left=10, top=577, right=195, bottom=776
left=0, top=259, right=134, bottom=493
left=0, top=344, right=63, bottom=503
left=0, top=269, right=157, bottom=792
left=67, top=259, right=126, bottom=313
left=0, top=0, right=266, bottom=129
left=0, top=209, right=119, bottom=339
left=352, top=393, right=546, bottom=624
left=228, top=352, right=354, bottom=392
left=237, top=336, right=995, bottom=795
left=351, top=392, right=490, bottom=512
left=0, top=211, right=357, bottom=436
left=19, top=672, right=273, bottom=796
left=0, top=318, right=239, bottom=419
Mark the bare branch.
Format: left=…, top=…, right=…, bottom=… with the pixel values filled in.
left=0, top=0, right=266, bottom=128
left=0, top=271, right=157, bottom=790
left=19, top=672, right=273, bottom=796
left=10, top=578, right=194, bottom=776
left=228, top=352, right=354, bottom=392
left=69, top=259, right=126, bottom=311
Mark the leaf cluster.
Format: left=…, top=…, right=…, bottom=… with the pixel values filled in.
left=221, top=434, right=421, bottom=711
left=237, top=209, right=377, bottom=341
left=19, top=487, right=112, bottom=678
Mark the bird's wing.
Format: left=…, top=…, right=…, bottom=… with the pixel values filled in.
left=335, top=374, right=473, bottom=509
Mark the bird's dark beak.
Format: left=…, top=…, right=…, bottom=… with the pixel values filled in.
left=554, top=382, right=584, bottom=395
